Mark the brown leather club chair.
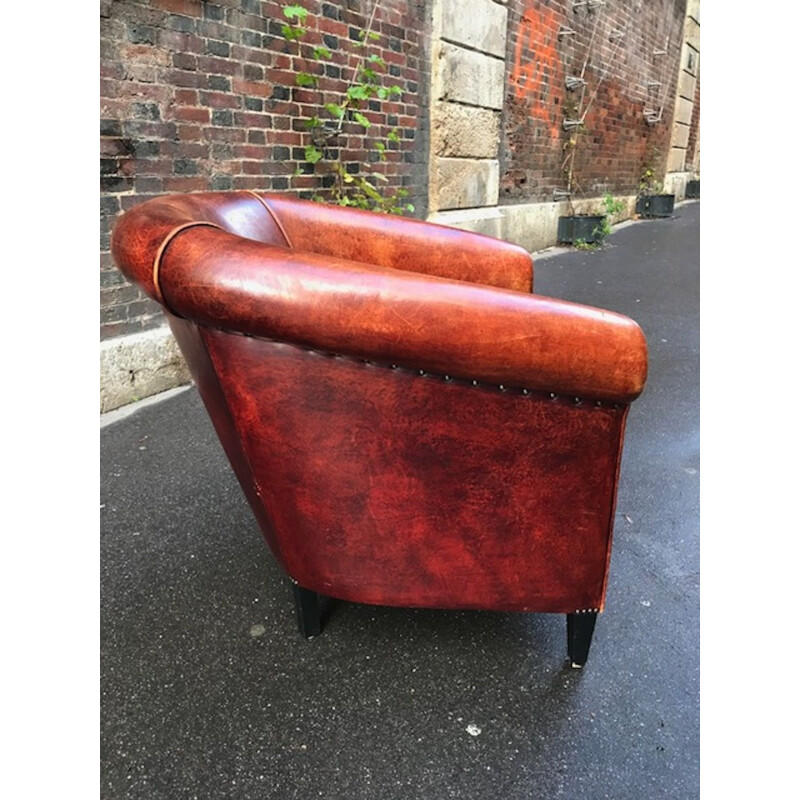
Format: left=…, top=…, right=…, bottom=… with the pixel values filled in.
left=111, top=191, right=648, bottom=667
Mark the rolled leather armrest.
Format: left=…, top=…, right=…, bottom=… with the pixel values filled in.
left=156, top=226, right=647, bottom=403
left=257, top=193, right=534, bottom=293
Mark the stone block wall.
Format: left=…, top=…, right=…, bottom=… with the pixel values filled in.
left=428, top=0, right=508, bottom=213
left=667, top=0, right=699, bottom=175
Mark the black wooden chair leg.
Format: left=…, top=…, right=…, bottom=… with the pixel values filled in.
left=293, top=584, right=321, bottom=639
left=567, top=612, right=598, bottom=668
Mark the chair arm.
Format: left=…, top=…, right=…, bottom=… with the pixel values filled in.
left=257, top=193, right=534, bottom=293
left=148, top=226, right=647, bottom=403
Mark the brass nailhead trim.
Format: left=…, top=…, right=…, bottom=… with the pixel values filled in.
left=219, top=331, right=627, bottom=409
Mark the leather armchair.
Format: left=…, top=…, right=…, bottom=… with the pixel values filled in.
left=112, top=191, right=648, bottom=667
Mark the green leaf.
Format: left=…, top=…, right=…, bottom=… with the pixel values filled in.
left=353, top=112, right=371, bottom=128
left=370, top=172, right=388, bottom=182
left=375, top=141, right=385, bottom=151
left=368, top=31, right=380, bottom=40
left=281, top=24, right=304, bottom=41
left=405, top=204, right=415, bottom=212
left=360, top=67, right=377, bottom=81
left=304, top=116, right=321, bottom=128
left=376, top=87, right=389, bottom=100
left=295, top=72, right=316, bottom=87
left=283, top=5, right=308, bottom=22
left=367, top=55, right=386, bottom=66
left=312, top=46, right=332, bottom=60
left=360, top=180, right=383, bottom=202
left=324, top=103, right=345, bottom=119
left=347, top=85, right=371, bottom=101
left=304, top=145, right=323, bottom=164
left=389, top=85, right=403, bottom=96
left=387, top=129, right=400, bottom=142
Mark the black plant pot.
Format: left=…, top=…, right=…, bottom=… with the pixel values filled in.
left=557, top=215, right=605, bottom=244
left=636, top=194, right=675, bottom=217
left=685, top=180, right=700, bottom=199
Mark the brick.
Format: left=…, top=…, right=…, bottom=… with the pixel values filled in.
left=208, top=75, right=232, bottom=91
left=211, top=109, right=234, bottom=126
left=207, top=39, right=231, bottom=57
left=127, top=23, right=157, bottom=45
left=174, top=158, right=199, bottom=175
left=204, top=4, right=225, bottom=21
left=154, top=0, right=202, bottom=14
left=210, top=174, right=233, bottom=190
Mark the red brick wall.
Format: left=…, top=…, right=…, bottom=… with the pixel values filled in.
left=100, top=0, right=430, bottom=340
left=500, top=0, right=686, bottom=204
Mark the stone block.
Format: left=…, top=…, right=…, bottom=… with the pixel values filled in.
left=672, top=121, right=690, bottom=149
left=685, top=17, right=700, bottom=51
left=667, top=147, right=686, bottom=174
left=100, top=326, right=191, bottom=412
left=431, top=102, right=500, bottom=158
left=676, top=96, right=693, bottom=125
left=429, top=207, right=505, bottom=240
left=678, top=68, right=696, bottom=101
left=440, top=0, right=507, bottom=58
left=432, top=157, right=499, bottom=210
left=663, top=172, right=689, bottom=200
left=434, top=42, right=504, bottom=110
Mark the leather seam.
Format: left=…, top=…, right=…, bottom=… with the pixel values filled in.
left=153, top=221, right=223, bottom=312
left=243, top=190, right=293, bottom=248
left=200, top=329, right=629, bottom=408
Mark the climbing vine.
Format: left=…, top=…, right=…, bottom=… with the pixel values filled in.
left=280, top=3, right=414, bottom=214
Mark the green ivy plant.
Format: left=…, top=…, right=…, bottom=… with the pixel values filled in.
left=280, top=3, right=414, bottom=215
left=575, top=193, right=626, bottom=249
left=639, top=148, right=665, bottom=195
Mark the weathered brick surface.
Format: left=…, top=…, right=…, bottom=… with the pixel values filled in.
left=500, top=0, right=689, bottom=203
left=100, top=0, right=431, bottom=340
